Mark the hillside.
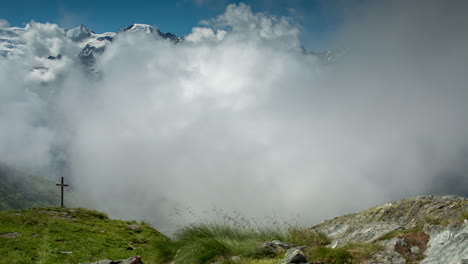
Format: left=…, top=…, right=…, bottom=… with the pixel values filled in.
left=0, top=207, right=167, bottom=264
left=0, top=163, right=59, bottom=210
left=0, top=196, right=466, bottom=264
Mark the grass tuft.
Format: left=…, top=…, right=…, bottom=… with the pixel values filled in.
left=308, top=246, right=353, bottom=264
left=153, top=222, right=328, bottom=264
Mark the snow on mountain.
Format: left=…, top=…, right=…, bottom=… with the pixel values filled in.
left=0, top=27, right=27, bottom=58
left=0, top=22, right=184, bottom=76
left=120, top=23, right=156, bottom=35
left=65, top=25, right=93, bottom=42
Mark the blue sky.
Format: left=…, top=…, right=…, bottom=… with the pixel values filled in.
left=0, top=0, right=362, bottom=51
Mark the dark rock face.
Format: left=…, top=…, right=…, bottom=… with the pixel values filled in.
left=78, top=44, right=106, bottom=69
left=157, top=29, right=184, bottom=43
left=97, top=36, right=114, bottom=42
left=47, top=54, right=62, bottom=60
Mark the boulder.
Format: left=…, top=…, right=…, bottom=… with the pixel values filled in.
left=262, top=240, right=295, bottom=254
left=277, top=247, right=308, bottom=264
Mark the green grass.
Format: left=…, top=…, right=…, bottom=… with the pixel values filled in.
left=376, top=225, right=424, bottom=241
left=0, top=207, right=168, bottom=264
left=0, top=163, right=59, bottom=210
left=306, top=243, right=382, bottom=264
left=153, top=222, right=329, bottom=264
left=459, top=211, right=468, bottom=221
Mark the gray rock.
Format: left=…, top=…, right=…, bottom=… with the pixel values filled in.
left=278, top=247, right=307, bottom=264
left=421, top=222, right=468, bottom=264
left=0, top=232, right=21, bottom=238
left=262, top=240, right=295, bottom=254
left=312, top=196, right=468, bottom=247
left=81, top=256, right=143, bottom=264
left=366, top=238, right=406, bottom=264
left=128, top=224, right=142, bottom=230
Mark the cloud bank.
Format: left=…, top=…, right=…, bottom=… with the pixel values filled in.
left=0, top=1, right=467, bottom=232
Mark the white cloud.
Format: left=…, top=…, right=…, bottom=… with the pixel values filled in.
left=22, top=22, right=67, bottom=57
left=207, top=3, right=301, bottom=49
left=185, top=27, right=226, bottom=43
left=0, top=19, right=9, bottom=28
left=1, top=1, right=467, bottom=233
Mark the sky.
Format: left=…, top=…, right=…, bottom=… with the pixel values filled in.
left=1, top=0, right=467, bottom=233
left=0, top=0, right=359, bottom=51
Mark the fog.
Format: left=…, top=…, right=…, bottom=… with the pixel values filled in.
left=1, top=1, right=467, bottom=232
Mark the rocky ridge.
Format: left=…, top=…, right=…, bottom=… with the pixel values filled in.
left=273, top=195, right=468, bottom=264
left=248, top=196, right=467, bottom=264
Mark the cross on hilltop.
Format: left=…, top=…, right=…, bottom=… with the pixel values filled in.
left=56, top=177, right=69, bottom=208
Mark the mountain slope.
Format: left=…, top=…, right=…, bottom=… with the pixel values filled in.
left=0, top=207, right=168, bottom=264
left=0, top=163, right=59, bottom=210
left=312, top=195, right=468, bottom=246
left=0, top=196, right=466, bottom=263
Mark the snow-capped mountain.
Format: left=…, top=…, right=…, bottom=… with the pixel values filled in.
left=65, top=24, right=94, bottom=42
left=0, top=27, right=27, bottom=58
left=0, top=23, right=183, bottom=71
left=0, top=22, right=328, bottom=82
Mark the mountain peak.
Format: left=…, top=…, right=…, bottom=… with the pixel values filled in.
left=66, top=24, right=93, bottom=42
left=120, top=23, right=155, bottom=34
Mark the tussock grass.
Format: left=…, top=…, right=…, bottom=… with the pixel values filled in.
left=154, top=222, right=328, bottom=264
left=376, top=225, right=424, bottom=241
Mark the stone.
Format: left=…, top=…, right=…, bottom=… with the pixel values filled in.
left=311, top=196, right=468, bottom=247
left=0, top=232, right=21, bottom=238
left=262, top=240, right=295, bottom=254
left=367, top=238, right=406, bottom=264
left=277, top=247, right=307, bottom=264
left=421, top=221, right=468, bottom=264
left=128, top=224, right=142, bottom=230
left=81, top=256, right=143, bottom=264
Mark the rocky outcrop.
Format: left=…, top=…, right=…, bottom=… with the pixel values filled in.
left=421, top=221, right=468, bottom=264
left=312, top=196, right=467, bottom=247
left=306, top=196, right=467, bottom=264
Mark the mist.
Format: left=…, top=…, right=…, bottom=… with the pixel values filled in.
left=1, top=1, right=467, bottom=232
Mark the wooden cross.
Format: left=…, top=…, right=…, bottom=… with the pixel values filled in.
left=56, top=177, right=69, bottom=208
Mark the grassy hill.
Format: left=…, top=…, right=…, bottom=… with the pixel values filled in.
left=0, top=207, right=168, bottom=264
left=0, top=162, right=59, bottom=210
